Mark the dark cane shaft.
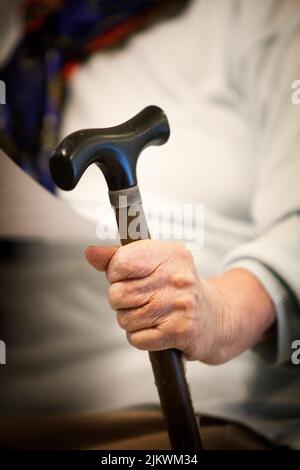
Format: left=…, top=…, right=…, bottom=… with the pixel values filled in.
left=112, top=187, right=202, bottom=451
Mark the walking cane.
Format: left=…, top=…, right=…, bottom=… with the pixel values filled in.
left=49, top=106, right=202, bottom=451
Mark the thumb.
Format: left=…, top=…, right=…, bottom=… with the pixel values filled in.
left=85, top=245, right=119, bottom=272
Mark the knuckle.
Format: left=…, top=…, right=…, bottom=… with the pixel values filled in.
left=126, top=332, right=144, bottom=350
left=114, top=250, right=130, bottom=275
left=186, top=295, right=198, bottom=310
left=183, top=318, right=195, bottom=338
left=174, top=318, right=195, bottom=341
left=175, top=245, right=193, bottom=260
left=107, top=248, right=132, bottom=281
left=172, top=320, right=196, bottom=357
left=108, top=283, right=123, bottom=308
left=169, top=273, right=196, bottom=289
left=173, top=295, right=197, bottom=312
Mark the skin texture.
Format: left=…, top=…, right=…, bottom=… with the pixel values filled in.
left=85, top=240, right=276, bottom=365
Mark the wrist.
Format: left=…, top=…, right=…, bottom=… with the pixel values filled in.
left=206, top=268, right=276, bottom=362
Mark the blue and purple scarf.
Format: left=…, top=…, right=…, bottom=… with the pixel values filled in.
left=0, top=0, right=185, bottom=191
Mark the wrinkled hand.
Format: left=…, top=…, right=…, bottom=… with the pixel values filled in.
left=85, top=241, right=275, bottom=365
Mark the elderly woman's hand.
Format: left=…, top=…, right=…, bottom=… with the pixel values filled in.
left=85, top=241, right=275, bottom=365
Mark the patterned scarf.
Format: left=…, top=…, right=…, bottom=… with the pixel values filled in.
left=0, top=0, right=187, bottom=191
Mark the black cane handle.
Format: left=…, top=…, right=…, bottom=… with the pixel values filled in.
left=49, top=106, right=202, bottom=450
left=49, top=106, right=169, bottom=192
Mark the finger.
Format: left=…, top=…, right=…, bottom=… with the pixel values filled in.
left=126, top=327, right=174, bottom=351
left=106, top=240, right=170, bottom=284
left=85, top=245, right=119, bottom=272
left=116, top=300, right=172, bottom=332
left=109, top=281, right=152, bottom=310
left=108, top=272, right=166, bottom=310
left=126, top=309, right=197, bottom=356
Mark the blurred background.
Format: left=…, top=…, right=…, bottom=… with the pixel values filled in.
left=0, top=0, right=300, bottom=450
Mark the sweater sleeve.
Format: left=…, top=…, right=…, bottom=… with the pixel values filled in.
left=222, top=0, right=300, bottom=366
